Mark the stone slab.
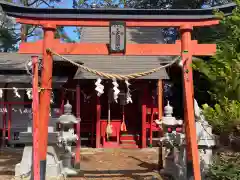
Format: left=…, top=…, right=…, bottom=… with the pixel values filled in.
left=15, top=146, right=65, bottom=179
left=18, top=132, right=58, bottom=145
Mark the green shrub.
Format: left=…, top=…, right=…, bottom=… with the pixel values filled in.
left=206, top=151, right=240, bottom=180
left=202, top=98, right=240, bottom=135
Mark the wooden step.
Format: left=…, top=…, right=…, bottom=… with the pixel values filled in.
left=120, top=140, right=137, bottom=144
left=120, top=134, right=140, bottom=141
left=120, top=143, right=138, bottom=149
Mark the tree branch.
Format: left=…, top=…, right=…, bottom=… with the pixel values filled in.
left=27, top=0, right=40, bottom=6
left=40, top=0, right=54, bottom=8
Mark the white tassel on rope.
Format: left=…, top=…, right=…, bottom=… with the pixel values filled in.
left=0, top=89, right=3, bottom=98
left=13, top=87, right=21, bottom=98
left=178, top=59, right=183, bottom=67
left=50, top=92, right=54, bottom=104
left=95, top=78, right=104, bottom=97
left=125, top=80, right=133, bottom=104
left=112, top=78, right=120, bottom=103
left=26, top=89, right=32, bottom=99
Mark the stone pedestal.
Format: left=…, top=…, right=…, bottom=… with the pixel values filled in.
left=14, top=118, right=65, bottom=179
left=15, top=146, right=64, bottom=179
left=61, top=152, right=78, bottom=176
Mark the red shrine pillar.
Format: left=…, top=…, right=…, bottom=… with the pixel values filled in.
left=158, top=80, right=163, bottom=119
left=157, top=80, right=163, bottom=168
left=180, top=25, right=201, bottom=180
left=2, top=103, right=6, bottom=147
left=141, top=85, right=147, bottom=148
left=8, top=104, right=12, bottom=141
left=32, top=55, right=40, bottom=180
left=96, top=96, right=101, bottom=148
left=75, top=82, right=81, bottom=168
left=39, top=24, right=56, bottom=180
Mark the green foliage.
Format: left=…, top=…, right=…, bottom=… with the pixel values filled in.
left=206, top=152, right=240, bottom=180
left=194, top=1, right=240, bottom=143
left=0, top=27, right=18, bottom=52
left=73, top=0, right=123, bottom=8
left=0, top=0, right=70, bottom=52
left=73, top=0, right=232, bottom=9
left=202, top=99, right=240, bottom=135
left=194, top=1, right=240, bottom=102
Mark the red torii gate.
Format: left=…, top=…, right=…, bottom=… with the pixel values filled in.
left=0, top=1, right=236, bottom=180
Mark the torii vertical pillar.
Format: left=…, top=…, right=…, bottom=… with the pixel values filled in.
left=32, top=55, right=40, bottom=180
left=158, top=80, right=163, bottom=119
left=180, top=25, right=201, bottom=180
left=39, top=24, right=56, bottom=180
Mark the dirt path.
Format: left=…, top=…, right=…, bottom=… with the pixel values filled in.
left=0, top=148, right=163, bottom=180
left=0, top=148, right=22, bottom=180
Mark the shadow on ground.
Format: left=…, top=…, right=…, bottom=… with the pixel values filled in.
left=0, top=148, right=22, bottom=176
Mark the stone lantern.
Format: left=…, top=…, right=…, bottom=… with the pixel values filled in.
left=155, top=101, right=185, bottom=179
left=57, top=101, right=79, bottom=175
left=156, top=100, right=216, bottom=180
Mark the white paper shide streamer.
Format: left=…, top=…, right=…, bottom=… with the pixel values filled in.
left=26, top=89, right=33, bottom=99
left=178, top=59, right=183, bottom=67
left=50, top=92, right=54, bottom=104
left=125, top=80, right=133, bottom=104
left=0, top=89, right=3, bottom=98
left=95, top=78, right=104, bottom=97
left=112, top=79, right=120, bottom=103
left=13, top=87, right=21, bottom=98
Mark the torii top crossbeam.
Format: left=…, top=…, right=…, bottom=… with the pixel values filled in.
left=0, top=1, right=236, bottom=27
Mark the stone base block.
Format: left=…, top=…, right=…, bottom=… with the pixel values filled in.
left=15, top=146, right=65, bottom=179
left=63, top=167, right=78, bottom=176
left=13, top=175, right=66, bottom=180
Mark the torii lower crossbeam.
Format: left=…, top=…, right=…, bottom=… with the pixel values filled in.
left=18, top=39, right=216, bottom=56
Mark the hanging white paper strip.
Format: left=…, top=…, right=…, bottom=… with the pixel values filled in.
left=178, top=60, right=183, bottom=67
left=13, top=87, right=21, bottom=98
left=26, top=89, right=32, bottom=99
left=0, top=108, right=7, bottom=113
left=125, top=80, right=133, bottom=104
left=95, top=78, right=104, bottom=97
left=112, top=79, right=120, bottom=103
left=50, top=92, right=54, bottom=104
left=0, top=89, right=3, bottom=98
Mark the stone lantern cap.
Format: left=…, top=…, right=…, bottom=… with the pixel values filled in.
left=164, top=101, right=173, bottom=117
left=162, top=101, right=183, bottom=126
left=57, top=101, right=78, bottom=124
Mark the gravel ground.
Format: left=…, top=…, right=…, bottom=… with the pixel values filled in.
left=0, top=147, right=164, bottom=180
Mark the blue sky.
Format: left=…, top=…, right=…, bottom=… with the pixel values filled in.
left=57, top=0, right=77, bottom=40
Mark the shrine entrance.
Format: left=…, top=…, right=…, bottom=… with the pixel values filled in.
left=68, top=79, right=160, bottom=149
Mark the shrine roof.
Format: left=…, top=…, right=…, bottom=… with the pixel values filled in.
left=0, top=53, right=68, bottom=83
left=0, top=74, right=67, bottom=84
left=0, top=52, right=171, bottom=80
left=63, top=55, right=171, bottom=80
left=0, top=1, right=236, bottom=20
left=0, top=53, right=37, bottom=70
